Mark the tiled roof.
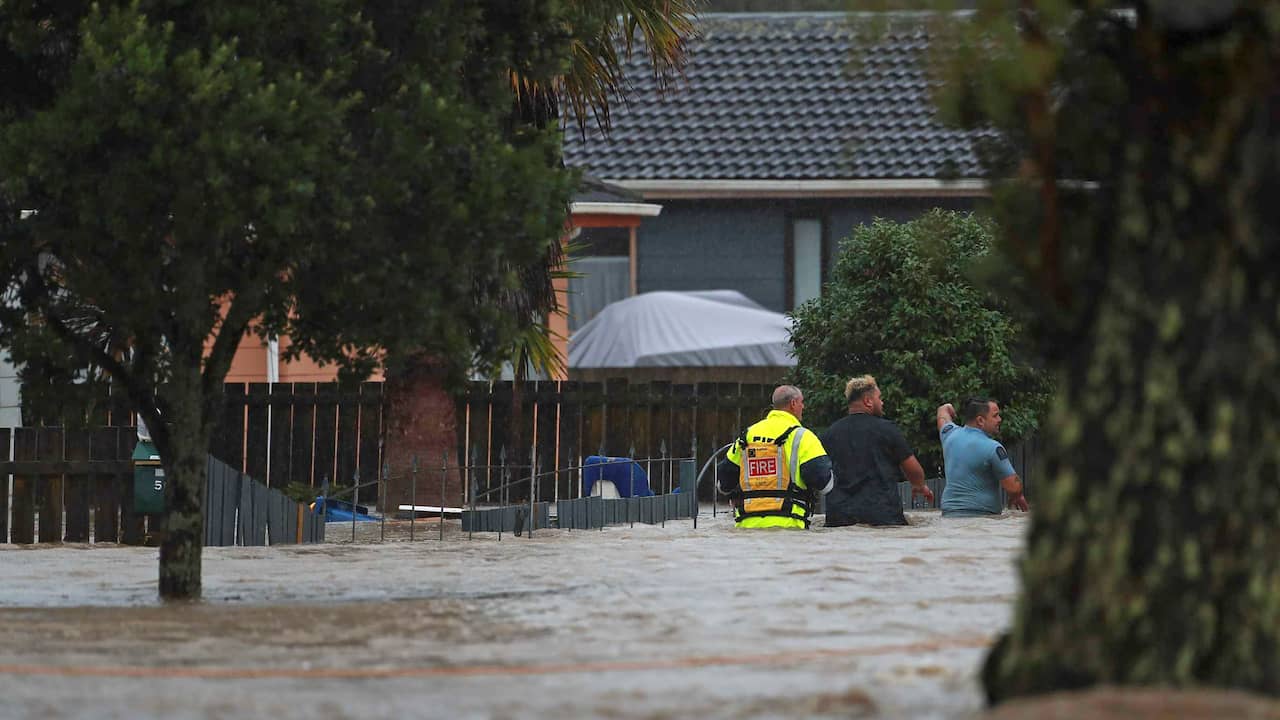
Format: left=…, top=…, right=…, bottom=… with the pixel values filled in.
left=562, top=13, right=982, bottom=182
left=573, top=175, right=645, bottom=204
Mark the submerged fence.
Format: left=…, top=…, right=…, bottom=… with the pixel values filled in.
left=457, top=380, right=774, bottom=504
left=4, top=380, right=1041, bottom=543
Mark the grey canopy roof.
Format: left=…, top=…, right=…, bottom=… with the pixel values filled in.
left=568, top=290, right=796, bottom=368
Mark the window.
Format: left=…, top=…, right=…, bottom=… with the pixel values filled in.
left=568, top=226, right=632, bottom=331
left=790, top=218, right=824, bottom=309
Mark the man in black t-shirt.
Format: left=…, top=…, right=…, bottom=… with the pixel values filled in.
left=820, top=375, right=933, bottom=526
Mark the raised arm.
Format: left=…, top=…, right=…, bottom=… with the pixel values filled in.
left=936, top=403, right=957, bottom=432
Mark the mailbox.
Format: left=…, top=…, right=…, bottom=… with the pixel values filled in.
left=131, top=440, right=165, bottom=514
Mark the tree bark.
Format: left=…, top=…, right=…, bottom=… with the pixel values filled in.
left=382, top=356, right=461, bottom=511
left=156, top=370, right=211, bottom=600
left=985, top=12, right=1280, bottom=701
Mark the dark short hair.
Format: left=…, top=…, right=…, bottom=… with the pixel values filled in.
left=961, top=397, right=997, bottom=423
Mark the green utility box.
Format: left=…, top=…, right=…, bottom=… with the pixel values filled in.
left=132, top=440, right=166, bottom=514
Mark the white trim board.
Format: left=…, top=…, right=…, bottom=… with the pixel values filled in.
left=569, top=201, right=663, bottom=216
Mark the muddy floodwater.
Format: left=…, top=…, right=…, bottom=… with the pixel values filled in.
left=0, top=509, right=1027, bottom=719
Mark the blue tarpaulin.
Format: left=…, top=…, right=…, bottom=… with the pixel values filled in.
left=312, top=497, right=378, bottom=523
left=582, top=456, right=654, bottom=498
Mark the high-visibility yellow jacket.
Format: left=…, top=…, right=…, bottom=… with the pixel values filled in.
left=719, top=410, right=833, bottom=529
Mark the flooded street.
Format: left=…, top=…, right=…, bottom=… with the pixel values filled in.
left=0, top=509, right=1027, bottom=719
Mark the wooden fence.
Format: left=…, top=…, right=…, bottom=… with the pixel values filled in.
left=9, top=380, right=1040, bottom=516
left=205, top=455, right=324, bottom=546
left=0, top=427, right=323, bottom=545
left=0, top=422, right=156, bottom=540
left=0, top=427, right=148, bottom=544
left=212, top=382, right=385, bottom=490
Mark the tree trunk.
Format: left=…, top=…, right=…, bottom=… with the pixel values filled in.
left=157, top=373, right=211, bottom=600
left=382, top=355, right=461, bottom=512
left=985, top=262, right=1280, bottom=697
left=984, top=20, right=1280, bottom=699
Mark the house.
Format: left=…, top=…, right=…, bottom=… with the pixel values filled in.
left=562, top=12, right=985, bottom=315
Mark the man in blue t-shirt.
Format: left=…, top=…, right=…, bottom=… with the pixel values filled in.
left=936, top=398, right=1027, bottom=517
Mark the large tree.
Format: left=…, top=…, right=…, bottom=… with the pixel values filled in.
left=788, top=210, right=1049, bottom=472
left=0, top=1, right=577, bottom=599
left=920, top=0, right=1280, bottom=703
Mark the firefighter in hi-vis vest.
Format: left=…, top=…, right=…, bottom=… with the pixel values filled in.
left=716, top=385, right=833, bottom=528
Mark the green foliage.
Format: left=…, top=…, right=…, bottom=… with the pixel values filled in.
left=0, top=0, right=582, bottom=434
left=545, top=0, right=698, bottom=134
left=788, top=210, right=1050, bottom=471
left=0, top=0, right=590, bottom=597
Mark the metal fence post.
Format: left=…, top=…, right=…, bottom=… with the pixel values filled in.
left=529, top=441, right=536, bottom=539
left=410, top=456, right=418, bottom=542
left=498, top=447, right=506, bottom=542
left=711, top=434, right=718, bottom=519
left=440, top=452, right=447, bottom=542
left=469, top=449, right=477, bottom=541
left=628, top=443, right=637, bottom=529
left=691, top=434, right=699, bottom=529
left=351, top=471, right=359, bottom=542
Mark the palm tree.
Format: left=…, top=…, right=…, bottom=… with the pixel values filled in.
left=498, top=0, right=700, bottom=496
left=383, top=1, right=698, bottom=507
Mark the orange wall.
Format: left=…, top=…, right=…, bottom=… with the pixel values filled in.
left=222, top=333, right=384, bottom=384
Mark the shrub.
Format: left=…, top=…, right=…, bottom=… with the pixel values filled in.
left=788, top=210, right=1050, bottom=472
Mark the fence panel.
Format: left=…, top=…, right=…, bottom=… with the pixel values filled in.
left=335, top=384, right=360, bottom=489
left=670, top=384, right=697, bottom=488
left=515, top=380, right=537, bottom=472
left=462, top=382, right=491, bottom=505
left=357, top=382, right=384, bottom=497
left=556, top=381, right=583, bottom=501
left=534, top=381, right=560, bottom=503
left=34, top=428, right=63, bottom=543
left=0, top=428, right=7, bottom=542
left=601, top=376, right=627, bottom=453
left=487, top=381, right=513, bottom=501
left=214, top=383, right=247, bottom=470
left=267, top=385, right=294, bottom=488
left=579, top=382, right=605, bottom=461
left=92, top=428, right=122, bottom=543
left=267, top=488, right=289, bottom=545
left=312, top=383, right=339, bottom=488
left=288, top=383, right=318, bottom=487
left=245, top=383, right=270, bottom=485
left=64, top=431, right=92, bottom=542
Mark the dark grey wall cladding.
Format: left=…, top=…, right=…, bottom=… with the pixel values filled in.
left=827, top=197, right=977, bottom=259
left=638, top=198, right=979, bottom=313
left=637, top=201, right=787, bottom=310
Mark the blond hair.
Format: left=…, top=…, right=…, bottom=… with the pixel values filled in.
left=844, top=375, right=877, bottom=404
